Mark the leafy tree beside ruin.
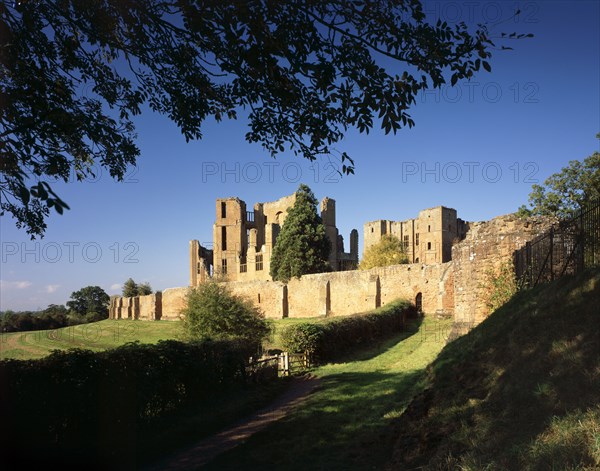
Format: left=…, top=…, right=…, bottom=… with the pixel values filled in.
left=181, top=281, right=271, bottom=349
left=359, top=235, right=408, bottom=269
left=270, top=184, right=331, bottom=282
left=518, top=134, right=600, bottom=219
left=122, top=278, right=153, bottom=297
left=1, top=1, right=527, bottom=238
left=66, top=286, right=110, bottom=318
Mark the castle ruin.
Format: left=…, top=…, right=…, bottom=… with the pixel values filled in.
left=190, top=192, right=359, bottom=285
left=364, top=206, right=469, bottom=264
left=110, top=193, right=553, bottom=334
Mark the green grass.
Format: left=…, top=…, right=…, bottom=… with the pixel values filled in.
left=386, top=268, right=600, bottom=470
left=0, top=316, right=328, bottom=360
left=203, top=316, right=451, bottom=470
left=0, top=319, right=185, bottom=359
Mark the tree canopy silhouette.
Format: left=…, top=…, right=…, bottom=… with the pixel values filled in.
left=1, top=1, right=528, bottom=237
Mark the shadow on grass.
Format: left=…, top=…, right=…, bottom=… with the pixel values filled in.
left=1, top=379, right=293, bottom=471
left=387, top=269, right=600, bottom=470
left=201, top=368, right=426, bottom=471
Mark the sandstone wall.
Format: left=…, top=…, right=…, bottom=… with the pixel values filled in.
left=161, top=287, right=189, bottom=320
left=373, top=262, right=454, bottom=315
left=108, top=262, right=454, bottom=321
left=452, top=214, right=552, bottom=327
left=225, top=280, right=286, bottom=319
left=109, top=293, right=163, bottom=320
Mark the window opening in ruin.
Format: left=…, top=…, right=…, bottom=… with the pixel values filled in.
left=403, top=235, right=409, bottom=250
left=415, top=292, right=423, bottom=312
left=428, top=225, right=431, bottom=232
left=240, top=254, right=247, bottom=273
left=427, top=242, right=432, bottom=250
left=221, top=258, right=227, bottom=275
left=258, top=293, right=261, bottom=303
left=256, top=254, right=263, bottom=271
left=371, top=227, right=374, bottom=233
left=221, top=201, right=226, bottom=218
left=415, top=257, right=419, bottom=263
left=415, top=233, right=419, bottom=245
left=221, top=226, right=227, bottom=251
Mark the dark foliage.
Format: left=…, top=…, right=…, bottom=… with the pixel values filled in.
left=0, top=1, right=527, bottom=237
left=0, top=338, right=255, bottom=469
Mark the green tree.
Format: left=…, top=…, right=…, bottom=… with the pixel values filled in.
left=137, top=282, right=153, bottom=296
left=270, top=184, right=331, bottom=282
left=359, top=235, right=408, bottom=269
left=122, top=278, right=138, bottom=297
left=1, top=1, right=528, bottom=237
left=523, top=135, right=600, bottom=219
left=181, top=281, right=271, bottom=348
left=122, top=278, right=153, bottom=296
left=66, top=286, right=110, bottom=317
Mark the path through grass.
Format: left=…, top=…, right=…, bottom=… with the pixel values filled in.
left=203, top=316, right=452, bottom=470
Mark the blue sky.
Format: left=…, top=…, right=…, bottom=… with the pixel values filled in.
left=1, top=1, right=599, bottom=311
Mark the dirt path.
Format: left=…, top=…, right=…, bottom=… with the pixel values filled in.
left=144, top=374, right=321, bottom=471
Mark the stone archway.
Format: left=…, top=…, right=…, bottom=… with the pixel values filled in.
left=415, top=292, right=423, bottom=313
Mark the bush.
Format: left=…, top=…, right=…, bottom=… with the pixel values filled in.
left=181, top=281, right=272, bottom=352
left=281, top=300, right=415, bottom=362
left=0, top=338, right=255, bottom=466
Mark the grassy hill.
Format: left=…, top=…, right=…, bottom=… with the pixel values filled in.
left=0, top=319, right=184, bottom=360
left=387, top=269, right=600, bottom=470
left=0, top=316, right=330, bottom=360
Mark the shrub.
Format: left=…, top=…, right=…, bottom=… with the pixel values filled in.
left=281, top=300, right=415, bottom=362
left=480, top=259, right=519, bottom=314
left=181, top=281, right=272, bottom=352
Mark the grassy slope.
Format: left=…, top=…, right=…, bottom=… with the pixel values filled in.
left=387, top=269, right=600, bottom=470
left=0, top=316, right=328, bottom=360
left=203, top=316, right=452, bottom=470
left=0, top=319, right=185, bottom=359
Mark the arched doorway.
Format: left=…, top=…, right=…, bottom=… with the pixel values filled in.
left=415, top=292, right=423, bottom=313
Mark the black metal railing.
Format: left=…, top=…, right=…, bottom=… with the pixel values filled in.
left=514, top=199, right=600, bottom=287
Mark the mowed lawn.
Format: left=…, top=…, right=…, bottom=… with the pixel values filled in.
left=0, top=316, right=326, bottom=360
left=0, top=319, right=184, bottom=360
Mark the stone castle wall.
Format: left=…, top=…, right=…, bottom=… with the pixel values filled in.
left=452, top=214, right=553, bottom=327
left=109, top=262, right=455, bottom=320
left=109, top=214, right=550, bottom=333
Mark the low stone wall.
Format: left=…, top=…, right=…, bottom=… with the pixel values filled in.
left=226, top=280, right=287, bottom=319
left=109, top=262, right=455, bottom=321
left=161, top=287, right=188, bottom=320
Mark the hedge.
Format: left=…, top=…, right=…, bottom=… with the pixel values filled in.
left=0, top=339, right=255, bottom=467
left=281, top=300, right=416, bottom=363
